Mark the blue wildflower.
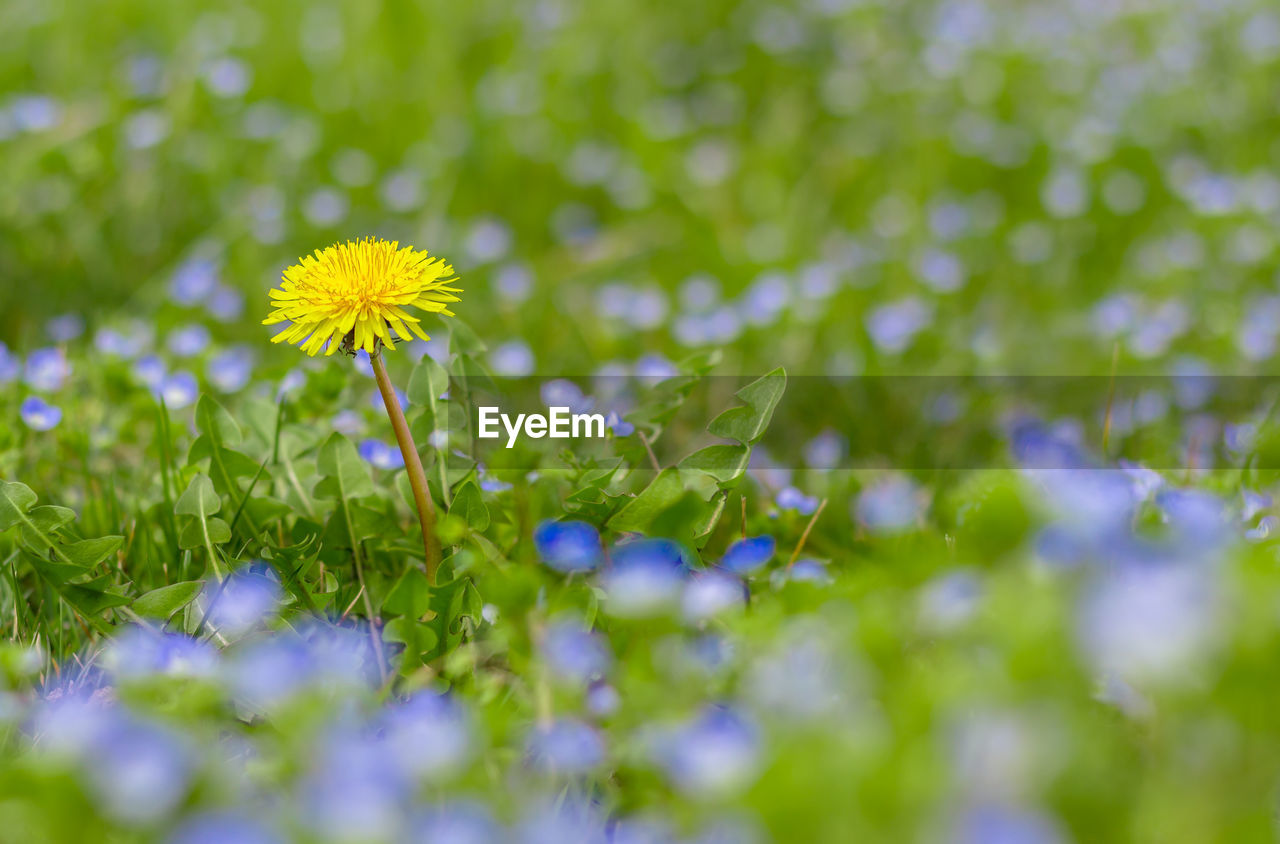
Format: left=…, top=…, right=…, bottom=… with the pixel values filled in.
left=682, top=570, right=748, bottom=621
left=207, top=285, right=245, bottom=322
left=525, top=719, right=605, bottom=774
left=207, top=346, right=254, bottom=393
left=490, top=340, right=535, bottom=376
left=24, top=347, right=69, bottom=391
left=132, top=355, right=167, bottom=390
left=408, top=802, right=500, bottom=844
left=46, top=314, right=84, bottom=342
left=379, top=692, right=473, bottom=780
left=601, top=539, right=687, bottom=617
left=359, top=438, right=405, bottom=471
left=20, top=396, right=62, bottom=431
left=776, top=486, right=819, bottom=515
left=604, top=411, right=634, bottom=437
left=541, top=621, right=612, bottom=684
left=168, top=812, right=284, bottom=844
left=855, top=476, right=921, bottom=533
left=159, top=371, right=199, bottom=409
left=85, top=718, right=193, bottom=824
left=650, top=706, right=760, bottom=797
left=0, top=342, right=20, bottom=383
left=534, top=520, right=602, bottom=572
left=167, top=324, right=211, bottom=357
left=720, top=536, right=775, bottom=575
left=169, top=257, right=219, bottom=306
left=205, top=569, right=282, bottom=637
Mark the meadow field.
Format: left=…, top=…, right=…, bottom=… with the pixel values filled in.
left=4, top=0, right=1280, bottom=841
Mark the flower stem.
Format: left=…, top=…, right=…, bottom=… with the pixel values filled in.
left=372, top=351, right=442, bottom=581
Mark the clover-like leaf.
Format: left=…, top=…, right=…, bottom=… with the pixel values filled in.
left=706, top=367, right=787, bottom=445
left=133, top=581, right=204, bottom=618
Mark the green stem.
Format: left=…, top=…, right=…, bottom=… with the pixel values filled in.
left=372, top=351, right=442, bottom=581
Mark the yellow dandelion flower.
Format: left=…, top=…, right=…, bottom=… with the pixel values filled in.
left=263, top=237, right=461, bottom=356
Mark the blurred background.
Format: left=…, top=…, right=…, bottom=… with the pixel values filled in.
left=5, top=0, right=1280, bottom=375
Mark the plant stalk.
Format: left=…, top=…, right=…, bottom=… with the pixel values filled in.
left=372, top=351, right=442, bottom=581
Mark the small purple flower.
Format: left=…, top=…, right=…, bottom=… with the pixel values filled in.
left=635, top=355, right=678, bottom=383
left=407, top=803, right=500, bottom=844
left=866, top=298, right=932, bottom=354
left=855, top=476, right=921, bottom=532
left=682, top=570, right=748, bottom=621
left=104, top=627, right=218, bottom=680
left=720, top=536, right=775, bottom=575
left=490, top=340, right=535, bottom=376
left=495, top=263, right=533, bottom=302
left=276, top=369, right=306, bottom=399
left=604, top=411, right=635, bottom=437
left=331, top=409, right=364, bottom=435
left=160, top=371, right=199, bottom=409
left=167, top=324, right=211, bottom=357
left=95, top=326, right=149, bottom=359
left=169, top=812, right=284, bottom=844
left=804, top=430, right=846, bottom=468
left=379, top=692, right=473, bottom=779
left=776, top=486, right=819, bottom=515
left=369, top=387, right=408, bottom=412
left=208, top=285, right=245, bottom=322
left=170, top=257, right=219, bottom=306
left=223, top=636, right=315, bottom=711
left=586, top=682, right=621, bottom=717
left=540, top=379, right=593, bottom=414
left=918, top=570, right=983, bottom=630
left=205, top=569, right=282, bottom=637
left=601, top=539, right=686, bottom=617
left=1156, top=488, right=1229, bottom=550
left=786, top=558, right=833, bottom=585
left=951, top=803, right=1065, bottom=844
left=526, top=719, right=605, bottom=774
left=46, top=314, right=84, bottom=342
left=85, top=718, right=193, bottom=824
left=20, top=396, right=62, bottom=431
left=0, top=342, right=20, bottom=383
left=542, top=621, right=612, bottom=684
left=516, top=797, right=607, bottom=844
left=650, top=706, right=761, bottom=797
left=359, top=438, right=405, bottom=471
left=534, top=520, right=602, bottom=572
left=24, top=347, right=69, bottom=391
left=132, top=355, right=166, bottom=391
left=207, top=346, right=254, bottom=393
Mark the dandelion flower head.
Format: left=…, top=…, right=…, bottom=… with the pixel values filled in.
left=264, top=237, right=460, bottom=356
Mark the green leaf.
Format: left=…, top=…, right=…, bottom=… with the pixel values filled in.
left=20, top=506, right=77, bottom=549
left=447, top=318, right=487, bottom=355
left=314, top=433, right=374, bottom=500
left=679, top=444, right=751, bottom=485
left=450, top=481, right=489, bottom=532
left=608, top=468, right=685, bottom=533
left=0, top=481, right=37, bottom=532
left=322, top=503, right=393, bottom=546
left=383, top=617, right=440, bottom=674
left=384, top=568, right=433, bottom=618
left=407, top=355, right=450, bottom=417
left=60, top=576, right=132, bottom=618
left=133, top=581, right=204, bottom=618
left=706, top=367, right=787, bottom=445
left=176, top=474, right=222, bottom=517
left=194, top=394, right=243, bottom=447
left=61, top=536, right=124, bottom=566
left=25, top=505, right=76, bottom=533
left=179, top=517, right=232, bottom=550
